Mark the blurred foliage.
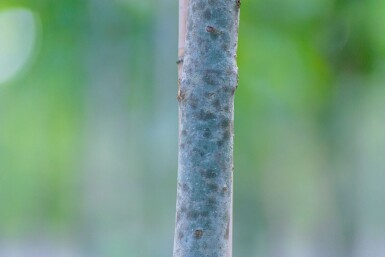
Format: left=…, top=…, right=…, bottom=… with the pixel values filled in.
left=0, top=0, right=385, bottom=256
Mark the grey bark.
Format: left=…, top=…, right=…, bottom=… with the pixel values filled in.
left=173, top=0, right=240, bottom=256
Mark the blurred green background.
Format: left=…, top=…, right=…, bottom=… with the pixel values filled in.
left=1, top=0, right=385, bottom=256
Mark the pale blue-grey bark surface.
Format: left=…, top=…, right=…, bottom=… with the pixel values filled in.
left=173, top=0, right=240, bottom=256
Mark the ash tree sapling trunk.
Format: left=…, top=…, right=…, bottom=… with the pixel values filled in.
left=173, top=0, right=240, bottom=256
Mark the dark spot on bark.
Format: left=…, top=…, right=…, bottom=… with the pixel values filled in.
left=217, top=140, right=224, bottom=147
left=208, top=0, right=217, bottom=5
left=221, top=118, right=230, bottom=128
left=223, top=129, right=231, bottom=141
left=178, top=231, right=184, bottom=239
left=188, top=96, right=198, bottom=109
left=205, top=92, right=215, bottom=98
left=226, top=67, right=235, bottom=76
left=223, top=186, right=228, bottom=192
left=197, top=1, right=205, bottom=10
left=198, top=110, right=216, bottom=121
left=224, top=105, right=230, bottom=112
left=207, top=197, right=217, bottom=209
left=222, top=86, right=233, bottom=94
left=176, top=212, right=181, bottom=223
left=212, top=99, right=221, bottom=110
left=203, top=69, right=222, bottom=86
left=203, top=9, right=212, bottom=20
left=182, top=129, right=187, bottom=136
left=182, top=183, right=189, bottom=192
left=180, top=143, right=185, bottom=149
left=202, top=169, right=217, bottom=179
left=187, top=210, right=199, bottom=219
left=208, top=197, right=216, bottom=205
left=194, top=229, right=204, bottom=239
left=181, top=206, right=187, bottom=213
left=203, top=75, right=215, bottom=85
left=203, top=128, right=211, bottom=138
left=222, top=43, right=229, bottom=51
left=201, top=210, right=209, bottom=217
left=208, top=183, right=219, bottom=191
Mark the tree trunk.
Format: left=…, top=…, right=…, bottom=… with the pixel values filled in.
left=173, top=0, right=240, bottom=256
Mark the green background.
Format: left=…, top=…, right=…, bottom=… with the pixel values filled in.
left=1, top=0, right=385, bottom=256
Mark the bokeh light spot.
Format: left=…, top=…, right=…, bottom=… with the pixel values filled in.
left=0, top=8, right=39, bottom=85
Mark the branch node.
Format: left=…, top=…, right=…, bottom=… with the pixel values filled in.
left=205, top=26, right=220, bottom=34
left=194, top=229, right=204, bottom=239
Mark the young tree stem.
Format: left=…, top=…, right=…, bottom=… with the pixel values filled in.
left=174, top=0, right=240, bottom=256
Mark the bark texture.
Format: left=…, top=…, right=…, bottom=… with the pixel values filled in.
left=173, top=0, right=240, bottom=256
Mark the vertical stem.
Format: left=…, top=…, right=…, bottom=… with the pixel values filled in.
left=174, top=0, right=240, bottom=256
